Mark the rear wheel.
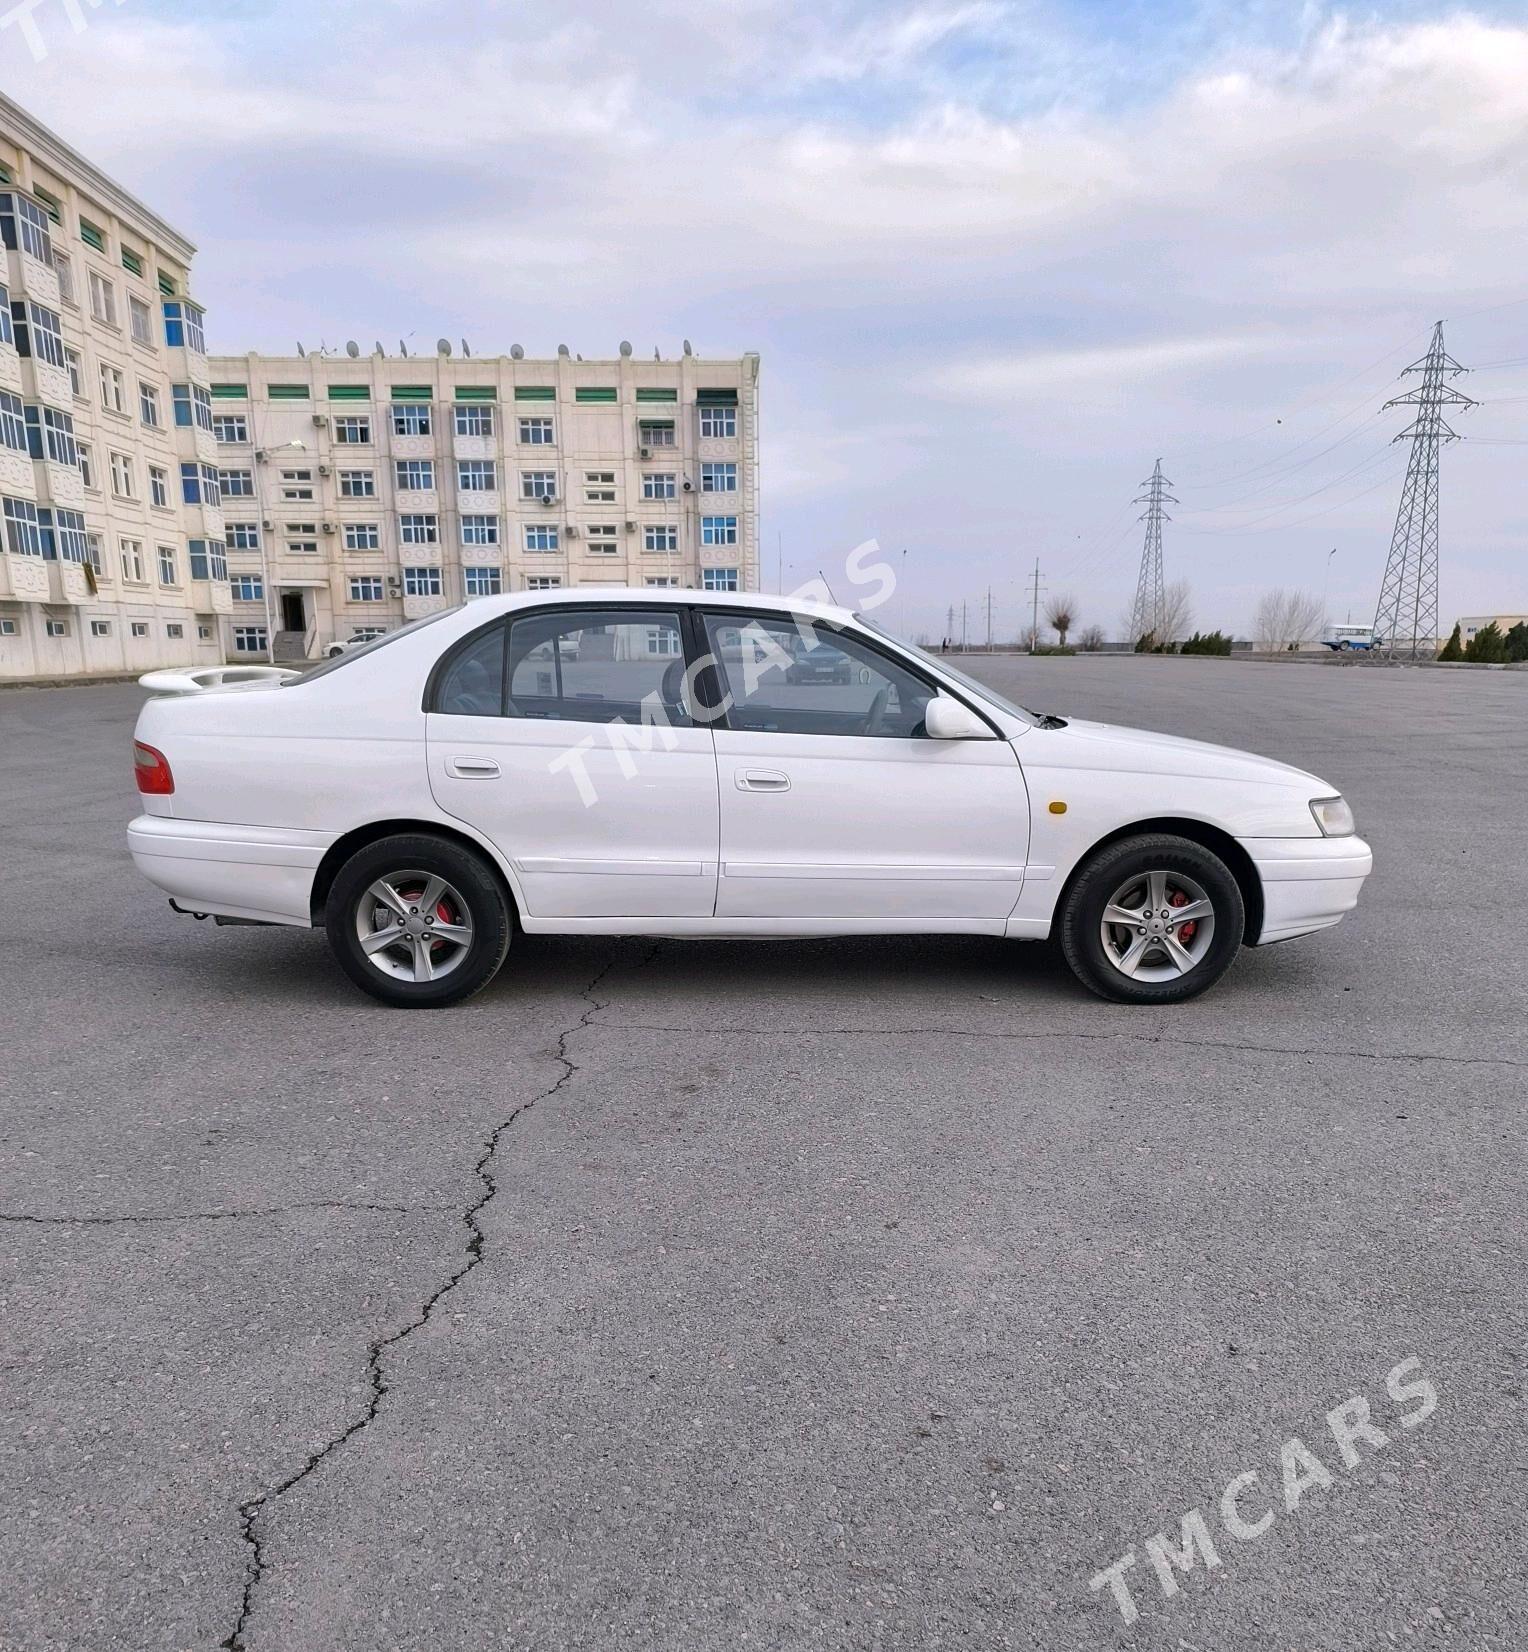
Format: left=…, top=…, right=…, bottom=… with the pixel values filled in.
left=1058, top=833, right=1244, bottom=1004
left=325, top=833, right=511, bottom=1007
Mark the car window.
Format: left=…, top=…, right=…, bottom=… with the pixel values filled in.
left=505, top=609, right=691, bottom=726
left=436, top=623, right=505, bottom=717
left=284, top=605, right=463, bottom=685
left=703, top=612, right=935, bottom=738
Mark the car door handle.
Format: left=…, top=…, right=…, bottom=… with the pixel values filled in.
left=736, top=768, right=790, bottom=792
left=445, top=756, right=501, bottom=779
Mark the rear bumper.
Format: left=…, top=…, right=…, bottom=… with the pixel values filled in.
left=128, top=815, right=330, bottom=927
left=1243, top=833, right=1374, bottom=945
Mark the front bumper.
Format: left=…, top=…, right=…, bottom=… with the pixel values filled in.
left=1244, top=833, right=1374, bottom=945
left=128, top=815, right=331, bottom=927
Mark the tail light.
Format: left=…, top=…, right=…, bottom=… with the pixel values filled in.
left=133, top=740, right=174, bottom=795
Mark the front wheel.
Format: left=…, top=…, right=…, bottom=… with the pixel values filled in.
left=1058, top=834, right=1245, bottom=1004
left=325, top=833, right=511, bottom=1007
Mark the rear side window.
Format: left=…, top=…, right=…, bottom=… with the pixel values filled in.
left=435, top=623, right=505, bottom=717
left=505, top=608, right=690, bottom=726
left=285, top=606, right=462, bottom=685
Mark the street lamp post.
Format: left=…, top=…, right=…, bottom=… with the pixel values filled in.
left=253, top=440, right=307, bottom=665
left=1322, top=547, right=1337, bottom=630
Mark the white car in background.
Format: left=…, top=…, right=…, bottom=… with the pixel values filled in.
left=128, top=589, right=1372, bottom=1008
left=325, top=627, right=389, bottom=659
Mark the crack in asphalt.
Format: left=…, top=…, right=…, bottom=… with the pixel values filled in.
left=0, top=1201, right=453, bottom=1227
left=218, top=958, right=623, bottom=1652
left=589, top=1018, right=1528, bottom=1070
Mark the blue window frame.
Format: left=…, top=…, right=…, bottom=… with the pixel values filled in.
left=231, top=575, right=263, bottom=601
left=188, top=538, right=228, bottom=581
left=0, top=388, right=26, bottom=452
left=0, top=283, right=11, bottom=348
left=701, top=461, right=737, bottom=493
left=11, top=300, right=65, bottom=367
left=173, top=383, right=214, bottom=432
left=162, top=300, right=206, bottom=353
left=218, top=468, right=254, bottom=497
left=181, top=462, right=222, bottom=506
left=226, top=522, right=261, bottom=551
left=701, top=514, right=738, bottom=546
left=0, top=193, right=53, bottom=263
left=2, top=495, right=45, bottom=556
left=25, top=404, right=77, bottom=467
left=464, top=566, right=502, bottom=597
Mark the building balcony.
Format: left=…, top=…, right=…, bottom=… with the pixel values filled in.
left=394, top=488, right=440, bottom=513
left=391, top=434, right=435, bottom=461
left=456, top=489, right=501, bottom=515
left=452, top=434, right=496, bottom=461
left=178, top=424, right=218, bottom=466
left=0, top=444, right=34, bottom=494
left=402, top=591, right=451, bottom=621
left=21, top=357, right=72, bottom=409
left=4, top=247, right=61, bottom=311
left=189, top=578, right=233, bottom=616
left=164, top=342, right=209, bottom=389
left=0, top=347, right=22, bottom=396
left=46, top=560, right=90, bottom=605
left=40, top=459, right=84, bottom=508
left=0, top=551, right=49, bottom=602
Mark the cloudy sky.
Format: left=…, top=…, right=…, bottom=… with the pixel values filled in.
left=7, top=0, right=1528, bottom=640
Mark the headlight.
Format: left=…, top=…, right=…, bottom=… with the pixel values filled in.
left=1309, top=795, right=1355, bottom=837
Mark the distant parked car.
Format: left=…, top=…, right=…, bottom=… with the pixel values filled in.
left=1321, top=624, right=1383, bottom=652
left=326, top=628, right=388, bottom=659
left=128, top=589, right=1372, bottom=1009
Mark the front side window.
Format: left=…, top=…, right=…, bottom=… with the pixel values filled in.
left=497, top=608, right=691, bottom=726
left=703, top=612, right=935, bottom=740
left=455, top=404, right=495, bottom=437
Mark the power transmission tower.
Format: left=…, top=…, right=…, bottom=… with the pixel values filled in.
left=1128, top=459, right=1177, bottom=646
left=985, top=586, right=994, bottom=650
left=1027, top=558, right=1046, bottom=654
left=1372, top=322, right=1474, bottom=658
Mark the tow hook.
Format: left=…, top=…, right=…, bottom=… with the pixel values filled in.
left=167, top=898, right=209, bottom=921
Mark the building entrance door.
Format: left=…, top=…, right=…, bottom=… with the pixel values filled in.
left=279, top=591, right=306, bottom=632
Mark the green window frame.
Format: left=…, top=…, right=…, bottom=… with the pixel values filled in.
left=574, top=386, right=617, bottom=403
left=158, top=272, right=177, bottom=297
left=697, top=388, right=739, bottom=405
left=210, top=383, right=248, bottom=400
left=391, top=384, right=431, bottom=402
left=267, top=383, right=310, bottom=401
left=121, top=247, right=144, bottom=277
left=514, top=385, right=555, bottom=401
left=33, top=187, right=61, bottom=225
left=635, top=387, right=678, bottom=403
left=328, top=384, right=370, bottom=402
left=455, top=385, right=496, bottom=402
left=79, top=219, right=105, bottom=252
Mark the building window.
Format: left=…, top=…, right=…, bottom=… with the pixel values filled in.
left=464, top=566, right=502, bottom=597
left=139, top=382, right=161, bottom=427
left=0, top=193, right=53, bottom=262
left=0, top=389, right=23, bottom=452
left=701, top=515, right=738, bottom=546
left=162, top=300, right=207, bottom=353
left=396, top=458, right=434, bottom=491
left=391, top=402, right=431, bottom=437
left=129, top=295, right=152, bottom=346
left=285, top=527, right=318, bottom=555
left=586, top=523, right=619, bottom=552
left=219, top=469, right=254, bottom=497
left=166, top=623, right=185, bottom=640
left=91, top=619, right=111, bottom=638
left=280, top=469, right=314, bottom=501
left=349, top=576, right=384, bottom=602
left=644, top=577, right=680, bottom=588
left=399, top=512, right=438, bottom=545
left=172, top=383, right=213, bottom=431
left=338, top=469, right=374, bottom=497
left=521, top=470, right=557, bottom=501
left=53, top=252, right=76, bottom=306
left=643, top=473, right=676, bottom=500
left=343, top=522, right=379, bottom=551
left=457, top=459, right=496, bottom=492
left=699, top=405, right=738, bottom=438
left=638, top=419, right=675, bottom=448
left=49, top=507, right=88, bottom=563
left=24, top=404, right=77, bottom=467
left=524, top=524, right=559, bottom=552
left=119, top=537, right=145, bottom=582
left=455, top=404, right=495, bottom=437
left=0, top=618, right=17, bottom=634
left=231, top=575, right=264, bottom=601
left=518, top=416, right=554, bottom=445
left=109, top=451, right=135, bottom=498
left=149, top=466, right=168, bottom=508
left=644, top=525, right=678, bottom=553
left=181, top=462, right=222, bottom=506
left=233, top=626, right=268, bottom=654
left=98, top=362, right=126, bottom=415
left=158, top=544, right=178, bottom=585
left=188, top=539, right=229, bottom=580
left=702, top=567, right=740, bottom=592
left=197, top=625, right=212, bottom=640
left=88, top=270, right=117, bottom=327
left=226, top=522, right=261, bottom=551
left=11, top=301, right=66, bottom=368
left=2, top=495, right=45, bottom=556
left=212, top=413, right=247, bottom=443
left=46, top=619, right=69, bottom=638
left=334, top=415, right=371, bottom=444
left=84, top=533, right=103, bottom=574
left=63, top=346, right=81, bottom=396
left=525, top=575, right=562, bottom=590
left=584, top=470, right=617, bottom=503
left=0, top=283, right=9, bottom=348
left=403, top=565, right=442, bottom=597
left=701, top=461, right=737, bottom=493
left=461, top=514, right=499, bottom=546
left=77, top=442, right=94, bottom=489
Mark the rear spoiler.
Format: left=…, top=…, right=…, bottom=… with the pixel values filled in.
left=138, top=664, right=300, bottom=696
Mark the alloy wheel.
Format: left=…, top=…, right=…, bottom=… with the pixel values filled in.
left=1098, top=868, right=1216, bottom=983
left=355, top=869, right=475, bottom=983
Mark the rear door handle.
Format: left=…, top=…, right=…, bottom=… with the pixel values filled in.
left=446, top=756, right=501, bottom=779
left=736, top=769, right=790, bottom=792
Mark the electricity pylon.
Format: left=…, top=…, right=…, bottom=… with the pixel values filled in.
left=1128, top=459, right=1177, bottom=646
left=1372, top=322, right=1473, bottom=658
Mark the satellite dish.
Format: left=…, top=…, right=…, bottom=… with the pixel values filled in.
left=576, top=353, right=583, bottom=361
left=373, top=340, right=385, bottom=356
left=296, top=342, right=306, bottom=357
left=619, top=340, right=632, bottom=357
left=653, top=347, right=661, bottom=360
left=399, top=339, right=409, bottom=356
left=557, top=343, right=570, bottom=357
left=461, top=339, right=471, bottom=357
left=345, top=340, right=359, bottom=358
left=682, top=339, right=693, bottom=356
left=510, top=344, right=525, bottom=360
left=437, top=337, right=452, bottom=356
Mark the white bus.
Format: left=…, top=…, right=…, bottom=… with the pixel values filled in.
left=1321, top=623, right=1383, bottom=652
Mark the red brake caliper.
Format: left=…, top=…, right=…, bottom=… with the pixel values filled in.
left=398, top=886, right=456, bottom=953
left=1169, top=887, right=1196, bottom=944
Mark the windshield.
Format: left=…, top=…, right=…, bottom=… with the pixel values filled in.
left=282, top=606, right=465, bottom=684
left=855, top=614, right=1040, bottom=726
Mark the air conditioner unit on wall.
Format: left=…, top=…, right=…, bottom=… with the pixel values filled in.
left=639, top=446, right=650, bottom=458
left=261, top=518, right=274, bottom=529
left=322, top=522, right=336, bottom=534
left=318, top=464, right=331, bottom=477
left=311, top=414, right=328, bottom=428
left=566, top=524, right=580, bottom=537
left=625, top=520, right=636, bottom=532
left=541, top=493, right=557, bottom=506
left=681, top=478, right=693, bottom=492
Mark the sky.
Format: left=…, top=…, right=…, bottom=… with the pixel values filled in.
left=5, top=0, right=1528, bottom=642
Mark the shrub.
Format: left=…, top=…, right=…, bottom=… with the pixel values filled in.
left=1504, top=622, right=1528, bottom=663
left=1180, top=630, right=1232, bottom=656
left=1465, top=622, right=1507, bottom=663
left=1437, top=623, right=1463, bottom=661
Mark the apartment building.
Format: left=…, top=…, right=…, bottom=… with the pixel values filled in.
left=0, top=94, right=229, bottom=681
left=204, top=349, right=761, bottom=659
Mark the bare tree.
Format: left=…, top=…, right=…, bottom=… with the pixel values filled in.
left=1078, top=624, right=1106, bottom=652
left=1045, top=593, right=1077, bottom=647
left=1253, top=588, right=1326, bottom=652
left=1158, top=580, right=1194, bottom=645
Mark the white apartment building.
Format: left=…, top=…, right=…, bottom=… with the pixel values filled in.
left=0, top=95, right=229, bottom=681
left=204, top=349, right=761, bottom=659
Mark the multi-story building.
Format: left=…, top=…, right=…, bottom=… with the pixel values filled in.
left=203, top=348, right=761, bottom=659
left=0, top=94, right=229, bottom=680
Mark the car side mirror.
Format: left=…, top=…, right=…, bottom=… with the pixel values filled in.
left=924, top=694, right=995, bottom=740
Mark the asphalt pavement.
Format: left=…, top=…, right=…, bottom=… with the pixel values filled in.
left=1, top=656, right=1523, bottom=1651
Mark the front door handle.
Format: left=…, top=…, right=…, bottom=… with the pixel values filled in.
left=446, top=756, right=501, bottom=779
left=737, top=768, right=790, bottom=792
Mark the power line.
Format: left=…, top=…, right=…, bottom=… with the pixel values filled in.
left=1128, top=459, right=1176, bottom=646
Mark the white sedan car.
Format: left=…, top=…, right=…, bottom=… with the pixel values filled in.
left=128, top=589, right=1372, bottom=1009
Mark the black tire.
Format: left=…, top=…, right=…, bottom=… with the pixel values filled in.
left=1058, top=833, right=1245, bottom=1005
left=324, top=833, right=511, bottom=1008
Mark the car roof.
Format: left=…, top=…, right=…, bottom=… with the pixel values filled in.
left=464, top=585, right=861, bottom=628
